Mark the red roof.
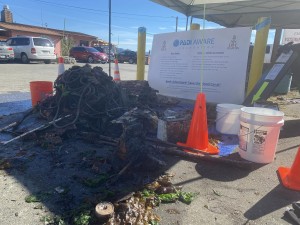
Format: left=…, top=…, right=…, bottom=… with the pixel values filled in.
left=0, top=22, right=62, bottom=36
left=0, top=22, right=98, bottom=40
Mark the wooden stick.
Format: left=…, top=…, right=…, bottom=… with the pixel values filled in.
left=0, top=122, right=17, bottom=132
left=79, top=132, right=120, bottom=143
left=107, top=160, right=134, bottom=185
left=146, top=137, right=211, bottom=155
left=95, top=140, right=118, bottom=147
left=154, top=146, right=255, bottom=169
left=1, top=115, right=71, bottom=145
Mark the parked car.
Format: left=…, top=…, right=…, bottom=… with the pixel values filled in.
left=6, top=36, right=56, bottom=64
left=116, top=50, right=137, bottom=64
left=93, top=46, right=115, bottom=62
left=69, top=46, right=108, bottom=64
left=0, top=41, right=14, bottom=62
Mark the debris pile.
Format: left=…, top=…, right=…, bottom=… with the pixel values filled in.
left=12, top=65, right=164, bottom=174
left=39, top=65, right=128, bottom=133
left=0, top=65, right=200, bottom=224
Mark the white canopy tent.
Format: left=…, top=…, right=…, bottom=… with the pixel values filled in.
left=150, top=0, right=300, bottom=29
left=150, top=0, right=300, bottom=99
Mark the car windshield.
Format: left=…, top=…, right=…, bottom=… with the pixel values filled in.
left=0, top=41, right=7, bottom=46
left=88, top=48, right=99, bottom=53
left=33, top=38, right=53, bottom=47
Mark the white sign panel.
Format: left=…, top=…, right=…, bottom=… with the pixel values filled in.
left=148, top=27, right=252, bottom=104
left=282, top=29, right=300, bottom=45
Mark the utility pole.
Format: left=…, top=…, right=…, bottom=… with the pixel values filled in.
left=108, top=0, right=112, bottom=77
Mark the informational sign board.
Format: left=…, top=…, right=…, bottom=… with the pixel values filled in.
left=282, top=29, right=300, bottom=45
left=148, top=27, right=252, bottom=104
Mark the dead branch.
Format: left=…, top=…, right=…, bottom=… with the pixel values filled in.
left=154, top=145, right=255, bottom=170
left=146, top=137, right=211, bottom=155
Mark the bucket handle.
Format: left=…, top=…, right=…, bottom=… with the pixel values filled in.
left=237, top=125, right=263, bottom=137
left=215, top=111, right=239, bottom=123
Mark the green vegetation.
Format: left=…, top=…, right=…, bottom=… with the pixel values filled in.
left=61, top=36, right=75, bottom=56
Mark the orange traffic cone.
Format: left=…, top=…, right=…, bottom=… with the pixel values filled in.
left=58, top=57, right=65, bottom=76
left=114, top=59, right=120, bottom=81
left=177, top=93, right=219, bottom=155
left=278, top=147, right=300, bottom=191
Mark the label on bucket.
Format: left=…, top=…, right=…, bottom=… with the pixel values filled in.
left=252, top=129, right=267, bottom=154
left=239, top=125, right=249, bottom=151
left=239, top=126, right=267, bottom=154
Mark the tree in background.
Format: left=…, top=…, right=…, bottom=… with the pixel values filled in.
left=61, top=36, right=75, bottom=56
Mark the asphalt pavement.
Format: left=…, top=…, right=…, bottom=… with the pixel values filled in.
left=0, top=61, right=148, bottom=115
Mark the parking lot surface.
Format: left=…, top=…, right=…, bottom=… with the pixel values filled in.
left=0, top=62, right=148, bottom=94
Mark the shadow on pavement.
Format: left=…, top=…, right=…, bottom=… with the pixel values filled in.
left=195, top=158, right=264, bottom=182
left=280, top=119, right=300, bottom=139
left=0, top=99, right=31, bottom=116
left=244, top=184, right=300, bottom=220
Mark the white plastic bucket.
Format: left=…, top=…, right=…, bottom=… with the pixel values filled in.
left=238, top=107, right=284, bottom=163
left=216, top=104, right=243, bottom=135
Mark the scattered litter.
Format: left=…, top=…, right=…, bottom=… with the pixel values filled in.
left=25, top=192, right=51, bottom=203
left=212, top=189, right=222, bottom=197
left=0, top=158, right=11, bottom=169
left=55, top=186, right=66, bottom=194
left=166, top=208, right=180, bottom=214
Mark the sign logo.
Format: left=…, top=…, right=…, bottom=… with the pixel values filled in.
left=227, top=35, right=239, bottom=49
left=173, top=38, right=214, bottom=47
left=173, top=39, right=179, bottom=47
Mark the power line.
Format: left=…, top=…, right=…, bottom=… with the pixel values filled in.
left=30, top=0, right=184, bottom=20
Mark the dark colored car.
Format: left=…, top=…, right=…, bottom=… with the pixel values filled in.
left=69, top=46, right=108, bottom=64
left=93, top=46, right=115, bottom=62
left=116, top=50, right=137, bottom=64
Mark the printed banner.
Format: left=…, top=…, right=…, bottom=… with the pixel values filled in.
left=148, top=27, right=252, bottom=104
left=282, top=29, right=300, bottom=45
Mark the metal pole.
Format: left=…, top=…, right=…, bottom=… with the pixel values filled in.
left=136, top=27, right=146, bottom=80
left=271, top=28, right=282, bottom=63
left=176, top=16, right=178, bottom=32
left=108, top=0, right=111, bottom=77
left=185, top=16, right=189, bottom=31
left=247, top=17, right=271, bottom=96
left=190, top=16, right=193, bottom=28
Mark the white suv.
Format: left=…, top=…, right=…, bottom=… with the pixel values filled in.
left=6, top=36, right=56, bottom=64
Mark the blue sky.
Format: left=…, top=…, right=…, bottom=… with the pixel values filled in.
left=1, top=0, right=275, bottom=51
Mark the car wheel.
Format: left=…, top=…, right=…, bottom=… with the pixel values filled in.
left=44, top=60, right=51, bottom=64
left=21, top=53, right=29, bottom=64
left=128, top=58, right=134, bottom=64
left=87, top=56, right=94, bottom=63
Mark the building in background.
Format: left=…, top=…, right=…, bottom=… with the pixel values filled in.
left=0, top=5, right=100, bottom=56
left=1, top=5, right=13, bottom=23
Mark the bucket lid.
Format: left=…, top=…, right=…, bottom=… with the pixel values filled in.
left=241, top=107, right=284, bottom=117
left=216, top=104, right=243, bottom=112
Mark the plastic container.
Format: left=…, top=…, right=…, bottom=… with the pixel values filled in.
left=29, top=81, right=53, bottom=106
left=216, top=104, right=243, bottom=135
left=274, top=73, right=292, bottom=94
left=238, top=107, right=284, bottom=163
